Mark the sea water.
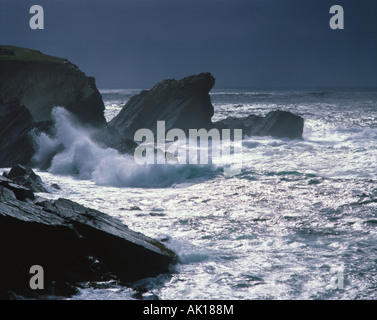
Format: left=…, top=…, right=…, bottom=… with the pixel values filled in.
left=7, top=88, right=377, bottom=300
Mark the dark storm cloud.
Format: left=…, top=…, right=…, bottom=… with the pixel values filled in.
left=1, top=0, right=376, bottom=88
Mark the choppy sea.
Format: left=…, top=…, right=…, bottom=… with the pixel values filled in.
left=4, top=87, right=377, bottom=300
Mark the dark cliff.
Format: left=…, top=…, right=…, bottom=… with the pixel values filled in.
left=0, top=46, right=106, bottom=127
left=0, top=99, right=36, bottom=167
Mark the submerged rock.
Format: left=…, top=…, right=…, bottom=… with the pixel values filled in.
left=0, top=45, right=106, bottom=127
left=0, top=168, right=177, bottom=299
left=109, top=72, right=215, bottom=139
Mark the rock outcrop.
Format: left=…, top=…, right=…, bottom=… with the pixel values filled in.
left=0, top=167, right=176, bottom=299
left=214, top=110, right=304, bottom=139
left=0, top=44, right=304, bottom=169
left=0, top=45, right=106, bottom=127
left=109, top=72, right=304, bottom=140
left=109, top=73, right=215, bottom=140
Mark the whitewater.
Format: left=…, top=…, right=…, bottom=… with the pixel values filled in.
left=5, top=88, right=377, bottom=300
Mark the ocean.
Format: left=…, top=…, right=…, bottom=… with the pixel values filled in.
left=5, top=87, right=377, bottom=300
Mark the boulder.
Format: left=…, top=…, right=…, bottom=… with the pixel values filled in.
left=109, top=72, right=215, bottom=140
left=0, top=45, right=106, bottom=127
left=4, top=164, right=48, bottom=193
left=256, top=110, right=304, bottom=139
left=0, top=172, right=177, bottom=299
left=214, top=110, right=304, bottom=139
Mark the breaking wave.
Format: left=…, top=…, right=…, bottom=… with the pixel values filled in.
left=32, top=107, right=219, bottom=188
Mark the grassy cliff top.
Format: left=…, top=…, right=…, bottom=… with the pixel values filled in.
left=0, top=45, right=68, bottom=64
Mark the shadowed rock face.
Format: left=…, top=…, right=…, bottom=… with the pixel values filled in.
left=0, top=167, right=177, bottom=299
left=109, top=72, right=215, bottom=139
left=0, top=46, right=106, bottom=127
left=0, top=99, right=36, bottom=167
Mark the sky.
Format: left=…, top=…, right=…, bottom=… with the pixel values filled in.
left=1, top=0, right=376, bottom=88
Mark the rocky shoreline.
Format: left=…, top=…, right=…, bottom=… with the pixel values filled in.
left=0, top=45, right=305, bottom=299
left=0, top=165, right=176, bottom=299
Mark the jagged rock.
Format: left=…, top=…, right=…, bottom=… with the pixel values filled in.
left=0, top=175, right=177, bottom=299
left=109, top=72, right=215, bottom=139
left=0, top=99, right=36, bottom=167
left=0, top=45, right=106, bottom=127
left=214, top=110, right=304, bottom=139
left=109, top=73, right=304, bottom=140
left=5, top=165, right=48, bottom=193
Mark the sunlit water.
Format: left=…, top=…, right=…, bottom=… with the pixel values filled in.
left=5, top=88, right=377, bottom=300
